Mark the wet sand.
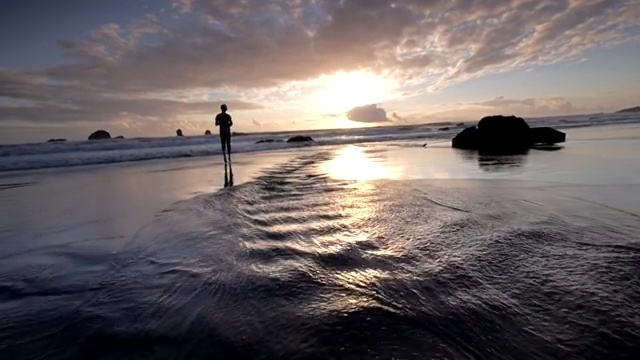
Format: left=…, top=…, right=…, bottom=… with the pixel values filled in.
left=1, top=124, right=640, bottom=358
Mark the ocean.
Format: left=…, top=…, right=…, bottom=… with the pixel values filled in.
left=1, top=115, right=640, bottom=359
left=1, top=112, right=638, bottom=173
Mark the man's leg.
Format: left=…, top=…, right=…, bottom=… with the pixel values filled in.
left=220, top=135, right=227, bottom=163
left=225, top=135, right=232, bottom=160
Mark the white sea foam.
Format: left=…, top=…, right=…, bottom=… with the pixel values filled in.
left=1, top=113, right=637, bottom=172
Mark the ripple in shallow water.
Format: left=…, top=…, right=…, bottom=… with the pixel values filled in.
left=2, top=151, right=640, bottom=359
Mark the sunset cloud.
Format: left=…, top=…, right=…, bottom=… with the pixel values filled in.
left=474, top=96, right=576, bottom=115
left=346, top=104, right=389, bottom=123
left=0, top=0, right=639, bottom=141
left=414, top=96, right=581, bottom=122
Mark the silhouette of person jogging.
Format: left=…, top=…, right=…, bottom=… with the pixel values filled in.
left=215, top=104, right=233, bottom=162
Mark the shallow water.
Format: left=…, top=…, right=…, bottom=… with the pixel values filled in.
left=2, top=125, right=640, bottom=359
left=3, top=158, right=640, bottom=358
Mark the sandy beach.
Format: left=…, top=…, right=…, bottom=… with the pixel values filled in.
left=1, top=124, right=640, bottom=358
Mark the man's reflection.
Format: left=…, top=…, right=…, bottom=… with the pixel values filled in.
left=224, top=162, right=234, bottom=187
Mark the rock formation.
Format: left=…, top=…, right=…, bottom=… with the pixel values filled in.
left=452, top=115, right=565, bottom=151
left=88, top=130, right=111, bottom=140
left=286, top=135, right=314, bottom=143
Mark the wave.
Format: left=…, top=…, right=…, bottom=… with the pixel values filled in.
left=0, top=132, right=437, bottom=172
left=1, top=112, right=638, bottom=172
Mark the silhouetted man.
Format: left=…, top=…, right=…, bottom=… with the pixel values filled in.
left=215, top=104, right=233, bottom=162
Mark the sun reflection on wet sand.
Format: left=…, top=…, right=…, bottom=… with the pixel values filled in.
left=237, top=149, right=413, bottom=317
left=322, top=146, right=403, bottom=181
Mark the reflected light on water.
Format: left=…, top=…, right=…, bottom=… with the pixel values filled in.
left=323, top=146, right=402, bottom=180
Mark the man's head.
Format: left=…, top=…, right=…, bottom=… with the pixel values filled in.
left=221, top=104, right=228, bottom=112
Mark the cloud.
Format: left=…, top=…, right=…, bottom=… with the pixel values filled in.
left=172, top=0, right=195, bottom=14
left=31, top=0, right=640, bottom=92
left=406, top=95, right=581, bottom=122
left=129, top=14, right=164, bottom=38
left=0, top=68, right=262, bottom=127
left=391, top=112, right=406, bottom=123
left=474, top=96, right=576, bottom=114
left=346, top=104, right=389, bottom=123
left=1, top=0, right=639, bottom=140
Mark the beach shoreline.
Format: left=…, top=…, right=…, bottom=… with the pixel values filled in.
left=1, top=123, right=640, bottom=358
left=2, top=123, right=640, bottom=254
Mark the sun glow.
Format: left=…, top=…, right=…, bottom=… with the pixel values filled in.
left=314, top=71, right=393, bottom=115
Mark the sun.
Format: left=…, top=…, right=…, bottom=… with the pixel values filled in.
left=314, top=71, right=392, bottom=115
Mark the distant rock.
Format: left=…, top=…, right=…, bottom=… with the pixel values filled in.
left=114, top=136, right=125, bottom=139
left=452, top=115, right=565, bottom=152
left=88, top=130, right=111, bottom=140
left=616, top=106, right=640, bottom=113
left=176, top=129, right=184, bottom=137
left=287, top=135, right=314, bottom=143
left=438, top=126, right=451, bottom=131
left=456, top=122, right=465, bottom=127
left=232, top=131, right=247, bottom=137
left=47, top=138, right=66, bottom=143
left=204, top=130, right=212, bottom=135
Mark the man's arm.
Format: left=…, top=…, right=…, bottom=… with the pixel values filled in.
left=229, top=115, right=233, bottom=127
left=215, top=114, right=219, bottom=126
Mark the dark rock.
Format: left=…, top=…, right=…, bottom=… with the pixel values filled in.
left=286, top=135, right=314, bottom=143
left=530, top=127, right=565, bottom=144
left=204, top=130, right=212, bottom=135
left=456, top=122, right=465, bottom=127
left=47, top=138, right=67, bottom=143
left=422, top=143, right=428, bottom=147
left=452, top=126, right=479, bottom=149
left=452, top=115, right=533, bottom=152
left=176, top=129, right=184, bottom=137
left=114, top=136, right=125, bottom=139
left=438, top=127, right=451, bottom=131
left=88, top=130, right=111, bottom=140
left=452, top=115, right=565, bottom=152
left=477, top=115, right=531, bottom=150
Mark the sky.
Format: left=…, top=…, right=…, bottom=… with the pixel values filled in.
left=1, top=0, right=639, bottom=143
